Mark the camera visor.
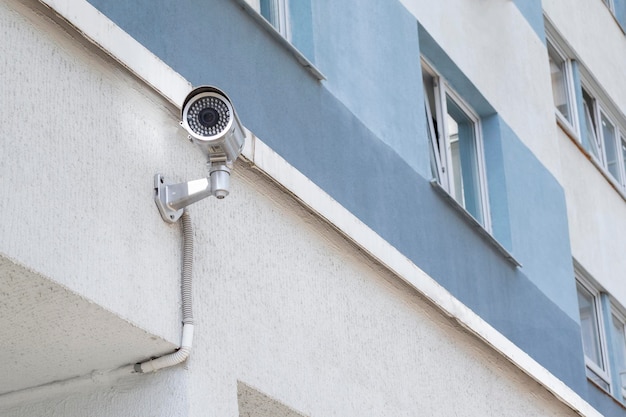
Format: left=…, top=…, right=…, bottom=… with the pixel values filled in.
left=186, top=96, right=230, bottom=137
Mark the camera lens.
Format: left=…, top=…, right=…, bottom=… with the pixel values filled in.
left=199, top=108, right=219, bottom=128
left=186, top=95, right=230, bottom=137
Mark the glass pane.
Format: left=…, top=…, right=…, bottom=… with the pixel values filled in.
left=260, top=0, right=289, bottom=36
left=622, top=138, right=626, bottom=184
left=445, top=96, right=483, bottom=224
left=577, top=284, right=604, bottom=370
left=611, top=314, right=626, bottom=392
left=423, top=71, right=441, bottom=183
left=582, top=90, right=601, bottom=159
left=601, top=113, right=619, bottom=180
left=260, top=0, right=276, bottom=24
left=548, top=47, right=570, bottom=122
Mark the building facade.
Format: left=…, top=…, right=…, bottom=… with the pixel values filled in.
left=1, top=0, right=626, bottom=415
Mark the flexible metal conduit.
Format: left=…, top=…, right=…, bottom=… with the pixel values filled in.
left=135, top=209, right=194, bottom=373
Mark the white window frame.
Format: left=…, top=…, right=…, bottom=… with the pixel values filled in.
left=238, top=0, right=291, bottom=40
left=232, top=0, right=323, bottom=80
left=422, top=59, right=492, bottom=232
left=576, top=273, right=612, bottom=392
left=545, top=24, right=626, bottom=198
left=580, top=82, right=626, bottom=190
left=262, top=0, right=291, bottom=40
left=581, top=88, right=603, bottom=160
left=546, top=40, right=579, bottom=133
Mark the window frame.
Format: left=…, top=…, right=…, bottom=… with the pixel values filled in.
left=545, top=23, right=626, bottom=197
left=576, top=274, right=612, bottom=392
left=546, top=40, right=579, bottom=133
left=260, top=0, right=291, bottom=40
left=422, top=59, right=492, bottom=232
left=580, top=81, right=626, bottom=190
left=232, top=0, right=324, bottom=80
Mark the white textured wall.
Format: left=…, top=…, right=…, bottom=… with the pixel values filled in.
left=558, top=129, right=626, bottom=306
left=2, top=165, right=580, bottom=416
left=0, top=0, right=187, bottom=343
left=0, top=0, right=585, bottom=416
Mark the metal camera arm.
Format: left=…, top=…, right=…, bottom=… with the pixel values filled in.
left=154, top=161, right=232, bottom=223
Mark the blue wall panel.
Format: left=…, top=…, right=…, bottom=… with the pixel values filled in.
left=312, top=0, right=428, bottom=178
left=497, top=118, right=579, bottom=322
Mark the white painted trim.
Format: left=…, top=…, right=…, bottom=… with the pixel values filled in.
left=35, top=1, right=604, bottom=415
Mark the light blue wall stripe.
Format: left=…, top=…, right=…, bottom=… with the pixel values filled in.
left=482, top=115, right=513, bottom=251
left=288, top=0, right=315, bottom=62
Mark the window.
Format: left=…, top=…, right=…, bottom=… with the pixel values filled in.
left=547, top=42, right=575, bottom=127
left=580, top=85, right=626, bottom=189
left=422, top=61, right=490, bottom=229
left=240, top=0, right=291, bottom=40
left=581, top=88, right=602, bottom=160
left=545, top=29, right=626, bottom=196
left=576, top=280, right=611, bottom=391
left=260, top=0, right=291, bottom=39
left=611, top=311, right=626, bottom=400
left=622, top=137, right=626, bottom=179
left=234, top=0, right=321, bottom=80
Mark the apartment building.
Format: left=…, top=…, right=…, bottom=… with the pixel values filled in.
left=1, top=0, right=625, bottom=415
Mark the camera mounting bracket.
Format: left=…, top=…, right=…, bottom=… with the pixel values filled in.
left=154, top=163, right=231, bottom=223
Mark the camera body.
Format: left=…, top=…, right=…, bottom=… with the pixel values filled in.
left=180, top=86, right=245, bottom=165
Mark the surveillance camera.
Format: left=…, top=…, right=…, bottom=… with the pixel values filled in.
left=154, top=85, right=247, bottom=223
left=180, top=86, right=245, bottom=165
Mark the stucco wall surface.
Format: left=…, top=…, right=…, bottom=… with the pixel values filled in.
left=0, top=0, right=188, bottom=344
left=1, top=164, right=583, bottom=417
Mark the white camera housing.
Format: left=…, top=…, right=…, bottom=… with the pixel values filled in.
left=154, top=86, right=247, bottom=223
left=180, top=86, right=245, bottom=165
